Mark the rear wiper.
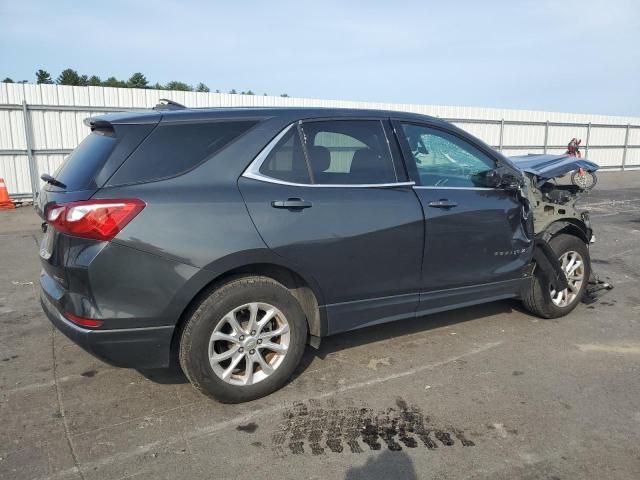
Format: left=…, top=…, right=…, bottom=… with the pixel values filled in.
left=40, top=173, right=67, bottom=189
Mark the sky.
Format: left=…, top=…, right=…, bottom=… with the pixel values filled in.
left=1, top=0, right=639, bottom=116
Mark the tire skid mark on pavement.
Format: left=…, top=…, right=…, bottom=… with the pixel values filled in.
left=272, top=397, right=475, bottom=456
left=40, top=341, right=501, bottom=480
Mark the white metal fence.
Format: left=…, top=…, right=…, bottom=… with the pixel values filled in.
left=1, top=83, right=639, bottom=199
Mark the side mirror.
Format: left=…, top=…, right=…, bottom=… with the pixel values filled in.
left=500, top=172, right=524, bottom=190
left=484, top=169, right=523, bottom=190
left=484, top=169, right=502, bottom=188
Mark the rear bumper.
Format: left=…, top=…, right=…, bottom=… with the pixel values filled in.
left=40, top=291, right=174, bottom=369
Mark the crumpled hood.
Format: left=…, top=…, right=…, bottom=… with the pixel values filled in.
left=508, top=154, right=599, bottom=180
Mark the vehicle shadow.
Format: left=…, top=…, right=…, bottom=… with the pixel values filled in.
left=292, top=299, right=515, bottom=378
left=344, top=449, right=417, bottom=480
left=138, top=299, right=515, bottom=386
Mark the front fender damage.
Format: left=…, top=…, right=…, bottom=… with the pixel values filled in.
left=532, top=238, right=569, bottom=290
left=519, top=170, right=612, bottom=300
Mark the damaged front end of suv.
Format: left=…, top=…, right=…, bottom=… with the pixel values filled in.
left=511, top=154, right=598, bottom=244
left=508, top=153, right=608, bottom=317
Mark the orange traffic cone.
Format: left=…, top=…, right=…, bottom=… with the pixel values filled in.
left=0, top=178, right=16, bottom=210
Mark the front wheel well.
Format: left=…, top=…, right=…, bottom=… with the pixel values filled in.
left=170, top=264, right=322, bottom=363
left=541, top=219, right=590, bottom=244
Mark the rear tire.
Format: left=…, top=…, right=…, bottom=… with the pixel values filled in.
left=179, top=276, right=308, bottom=403
left=521, top=234, right=590, bottom=319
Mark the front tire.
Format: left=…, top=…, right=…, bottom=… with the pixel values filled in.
left=179, top=276, right=308, bottom=403
left=521, top=234, right=590, bottom=319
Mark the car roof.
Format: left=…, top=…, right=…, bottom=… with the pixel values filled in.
left=90, top=106, right=449, bottom=127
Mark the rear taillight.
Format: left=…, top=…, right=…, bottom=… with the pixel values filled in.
left=46, top=199, right=145, bottom=241
left=65, top=312, right=103, bottom=328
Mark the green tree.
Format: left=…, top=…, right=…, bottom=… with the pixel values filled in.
left=2, top=77, right=14, bottom=83
left=36, top=69, right=53, bottom=84
left=151, top=82, right=165, bottom=90
left=280, top=93, right=289, bottom=97
left=195, top=82, right=210, bottom=92
left=127, top=72, right=148, bottom=89
left=87, top=75, right=102, bottom=86
left=79, top=75, right=89, bottom=86
left=229, top=89, right=237, bottom=94
left=165, top=81, right=192, bottom=91
left=102, top=76, right=126, bottom=88
left=56, top=68, right=82, bottom=85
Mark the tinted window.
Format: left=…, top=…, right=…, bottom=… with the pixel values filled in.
left=110, top=120, right=257, bottom=185
left=52, top=132, right=117, bottom=191
left=401, top=124, right=495, bottom=187
left=302, top=120, right=397, bottom=185
left=258, top=127, right=311, bottom=184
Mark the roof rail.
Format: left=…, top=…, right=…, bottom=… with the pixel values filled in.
left=153, top=99, right=187, bottom=111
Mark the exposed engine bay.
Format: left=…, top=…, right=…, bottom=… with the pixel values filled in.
left=509, top=153, right=598, bottom=235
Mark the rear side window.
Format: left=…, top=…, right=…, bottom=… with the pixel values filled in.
left=109, top=120, right=257, bottom=185
left=53, top=132, right=117, bottom=191
left=258, top=127, right=311, bottom=184
left=302, top=120, right=397, bottom=185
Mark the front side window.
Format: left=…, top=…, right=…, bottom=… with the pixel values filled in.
left=302, top=120, right=397, bottom=185
left=400, top=123, right=496, bottom=188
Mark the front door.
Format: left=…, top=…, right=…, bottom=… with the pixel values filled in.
left=239, top=119, right=424, bottom=334
left=393, top=121, right=533, bottom=311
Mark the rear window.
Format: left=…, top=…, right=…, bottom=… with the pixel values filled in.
left=52, top=132, right=117, bottom=191
left=108, top=120, right=257, bottom=185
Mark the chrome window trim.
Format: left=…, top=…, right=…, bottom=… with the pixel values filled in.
left=413, top=186, right=497, bottom=191
left=242, top=123, right=415, bottom=189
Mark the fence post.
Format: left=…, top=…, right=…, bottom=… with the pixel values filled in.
left=498, top=118, right=504, bottom=151
left=543, top=121, right=549, bottom=154
left=584, top=122, right=591, bottom=158
left=621, top=123, right=630, bottom=171
left=21, top=101, right=39, bottom=202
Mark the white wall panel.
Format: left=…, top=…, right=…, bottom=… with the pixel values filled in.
left=0, top=155, right=30, bottom=194
left=503, top=125, right=546, bottom=146
left=0, top=110, right=26, bottom=149
left=587, top=149, right=625, bottom=167
left=547, top=126, right=589, bottom=147
left=588, top=127, right=627, bottom=145
left=625, top=148, right=640, bottom=167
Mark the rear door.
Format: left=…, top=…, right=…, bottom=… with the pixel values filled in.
left=393, top=120, right=533, bottom=311
left=239, top=118, right=424, bottom=334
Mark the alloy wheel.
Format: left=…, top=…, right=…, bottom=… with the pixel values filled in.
left=208, top=302, right=290, bottom=386
left=550, top=250, right=585, bottom=307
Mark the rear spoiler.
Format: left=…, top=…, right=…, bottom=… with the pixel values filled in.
left=83, top=118, right=115, bottom=136
left=153, top=99, right=187, bottom=111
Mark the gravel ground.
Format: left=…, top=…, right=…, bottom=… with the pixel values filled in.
left=0, top=171, right=639, bottom=480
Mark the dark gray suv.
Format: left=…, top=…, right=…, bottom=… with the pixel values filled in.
left=37, top=105, right=595, bottom=402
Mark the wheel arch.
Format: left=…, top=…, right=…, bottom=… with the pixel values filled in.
left=528, top=218, right=592, bottom=295
left=170, top=259, right=326, bottom=363
left=540, top=218, right=591, bottom=244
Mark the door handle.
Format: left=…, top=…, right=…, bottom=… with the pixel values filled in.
left=428, top=199, right=458, bottom=209
left=271, top=198, right=313, bottom=210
